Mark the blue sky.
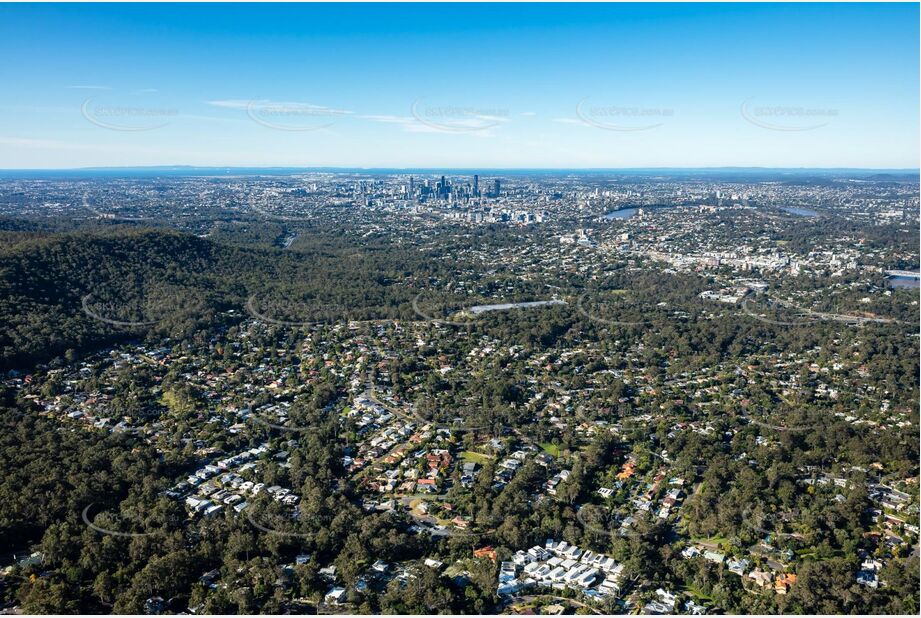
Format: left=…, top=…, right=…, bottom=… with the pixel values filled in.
left=0, top=3, right=917, bottom=169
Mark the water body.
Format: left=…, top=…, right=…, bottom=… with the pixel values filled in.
left=468, top=299, right=567, bottom=314
left=889, top=276, right=920, bottom=289
left=604, top=208, right=638, bottom=220
left=781, top=206, right=819, bottom=217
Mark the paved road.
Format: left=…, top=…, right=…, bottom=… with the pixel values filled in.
left=775, top=299, right=900, bottom=325
left=742, top=293, right=902, bottom=326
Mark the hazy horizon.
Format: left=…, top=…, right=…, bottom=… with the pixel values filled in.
left=1, top=165, right=918, bottom=173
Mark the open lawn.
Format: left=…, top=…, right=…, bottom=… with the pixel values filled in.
left=689, top=534, right=731, bottom=549
left=461, top=450, right=493, bottom=465
left=684, top=584, right=715, bottom=603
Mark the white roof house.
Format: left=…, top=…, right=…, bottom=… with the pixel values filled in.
left=548, top=566, right=567, bottom=582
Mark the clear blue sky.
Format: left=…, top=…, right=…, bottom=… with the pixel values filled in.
left=0, top=3, right=917, bottom=169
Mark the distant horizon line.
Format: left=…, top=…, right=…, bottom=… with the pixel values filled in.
left=0, top=165, right=918, bottom=173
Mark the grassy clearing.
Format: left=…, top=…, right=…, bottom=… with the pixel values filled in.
left=684, top=584, right=715, bottom=602
left=689, top=534, right=731, bottom=548
left=461, top=450, right=493, bottom=465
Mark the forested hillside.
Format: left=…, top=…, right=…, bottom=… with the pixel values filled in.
left=0, top=227, right=439, bottom=370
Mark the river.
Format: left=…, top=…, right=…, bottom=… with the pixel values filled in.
left=603, top=208, right=638, bottom=220
left=781, top=206, right=819, bottom=217
left=888, top=276, right=920, bottom=289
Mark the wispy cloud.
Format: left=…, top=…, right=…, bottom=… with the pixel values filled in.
left=361, top=113, right=506, bottom=135
left=207, top=99, right=253, bottom=110
left=359, top=114, right=410, bottom=124
left=356, top=114, right=441, bottom=133
left=207, top=99, right=351, bottom=116
left=177, top=113, right=245, bottom=124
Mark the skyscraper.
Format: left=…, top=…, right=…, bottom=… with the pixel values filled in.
left=473, top=174, right=479, bottom=197
left=494, top=179, right=501, bottom=198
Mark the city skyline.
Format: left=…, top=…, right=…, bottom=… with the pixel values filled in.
left=0, top=3, right=918, bottom=169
